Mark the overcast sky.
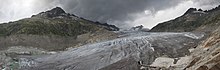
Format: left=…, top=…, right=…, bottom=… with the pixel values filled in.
left=0, top=0, right=220, bottom=29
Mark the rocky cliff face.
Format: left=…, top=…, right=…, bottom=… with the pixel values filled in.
left=184, top=27, right=220, bottom=70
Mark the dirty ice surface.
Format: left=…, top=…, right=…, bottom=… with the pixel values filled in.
left=25, top=31, right=204, bottom=70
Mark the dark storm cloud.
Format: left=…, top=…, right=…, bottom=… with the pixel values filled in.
left=58, top=0, right=183, bottom=23
left=0, top=0, right=219, bottom=28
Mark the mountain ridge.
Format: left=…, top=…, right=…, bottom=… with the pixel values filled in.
left=150, top=5, right=220, bottom=32
left=0, top=7, right=119, bottom=37
left=0, top=7, right=119, bottom=51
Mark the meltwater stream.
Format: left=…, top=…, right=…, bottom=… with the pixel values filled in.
left=25, top=31, right=204, bottom=70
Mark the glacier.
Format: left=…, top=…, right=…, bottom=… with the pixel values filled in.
left=23, top=31, right=204, bottom=70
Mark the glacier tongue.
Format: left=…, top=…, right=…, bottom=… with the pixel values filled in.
left=26, top=32, right=203, bottom=70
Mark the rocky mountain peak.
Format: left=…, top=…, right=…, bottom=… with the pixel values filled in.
left=47, top=7, right=66, bottom=15
left=32, top=7, right=68, bottom=18
left=183, top=8, right=197, bottom=15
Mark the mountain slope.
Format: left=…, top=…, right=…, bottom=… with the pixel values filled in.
left=184, top=26, right=220, bottom=70
left=0, top=7, right=119, bottom=51
left=149, top=5, right=220, bottom=70
left=0, top=7, right=119, bottom=37
left=150, top=5, right=220, bottom=33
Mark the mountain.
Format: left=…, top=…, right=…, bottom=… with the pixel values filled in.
left=0, top=7, right=119, bottom=36
left=0, top=7, right=119, bottom=51
left=149, top=5, right=220, bottom=70
left=150, top=5, right=220, bottom=33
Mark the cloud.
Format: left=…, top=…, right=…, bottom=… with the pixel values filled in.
left=131, top=1, right=195, bottom=29
left=130, top=0, right=220, bottom=29
left=193, top=0, right=220, bottom=6
left=0, top=0, right=58, bottom=23
left=58, top=0, right=184, bottom=28
left=0, top=0, right=219, bottom=29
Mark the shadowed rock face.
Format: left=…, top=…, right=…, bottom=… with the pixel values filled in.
left=45, top=7, right=66, bottom=17
left=33, top=7, right=66, bottom=18
left=23, top=32, right=203, bottom=70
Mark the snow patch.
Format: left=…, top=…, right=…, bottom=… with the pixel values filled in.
left=184, top=33, right=204, bottom=39
left=150, top=57, right=174, bottom=68
left=149, top=47, right=155, bottom=51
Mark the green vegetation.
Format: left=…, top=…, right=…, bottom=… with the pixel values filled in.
left=0, top=7, right=119, bottom=37
left=0, top=7, right=119, bottom=51
left=0, top=17, right=104, bottom=38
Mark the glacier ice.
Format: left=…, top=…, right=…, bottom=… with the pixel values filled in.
left=24, top=31, right=204, bottom=70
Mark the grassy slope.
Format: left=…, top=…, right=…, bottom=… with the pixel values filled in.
left=0, top=17, right=104, bottom=37
left=0, top=9, right=119, bottom=51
